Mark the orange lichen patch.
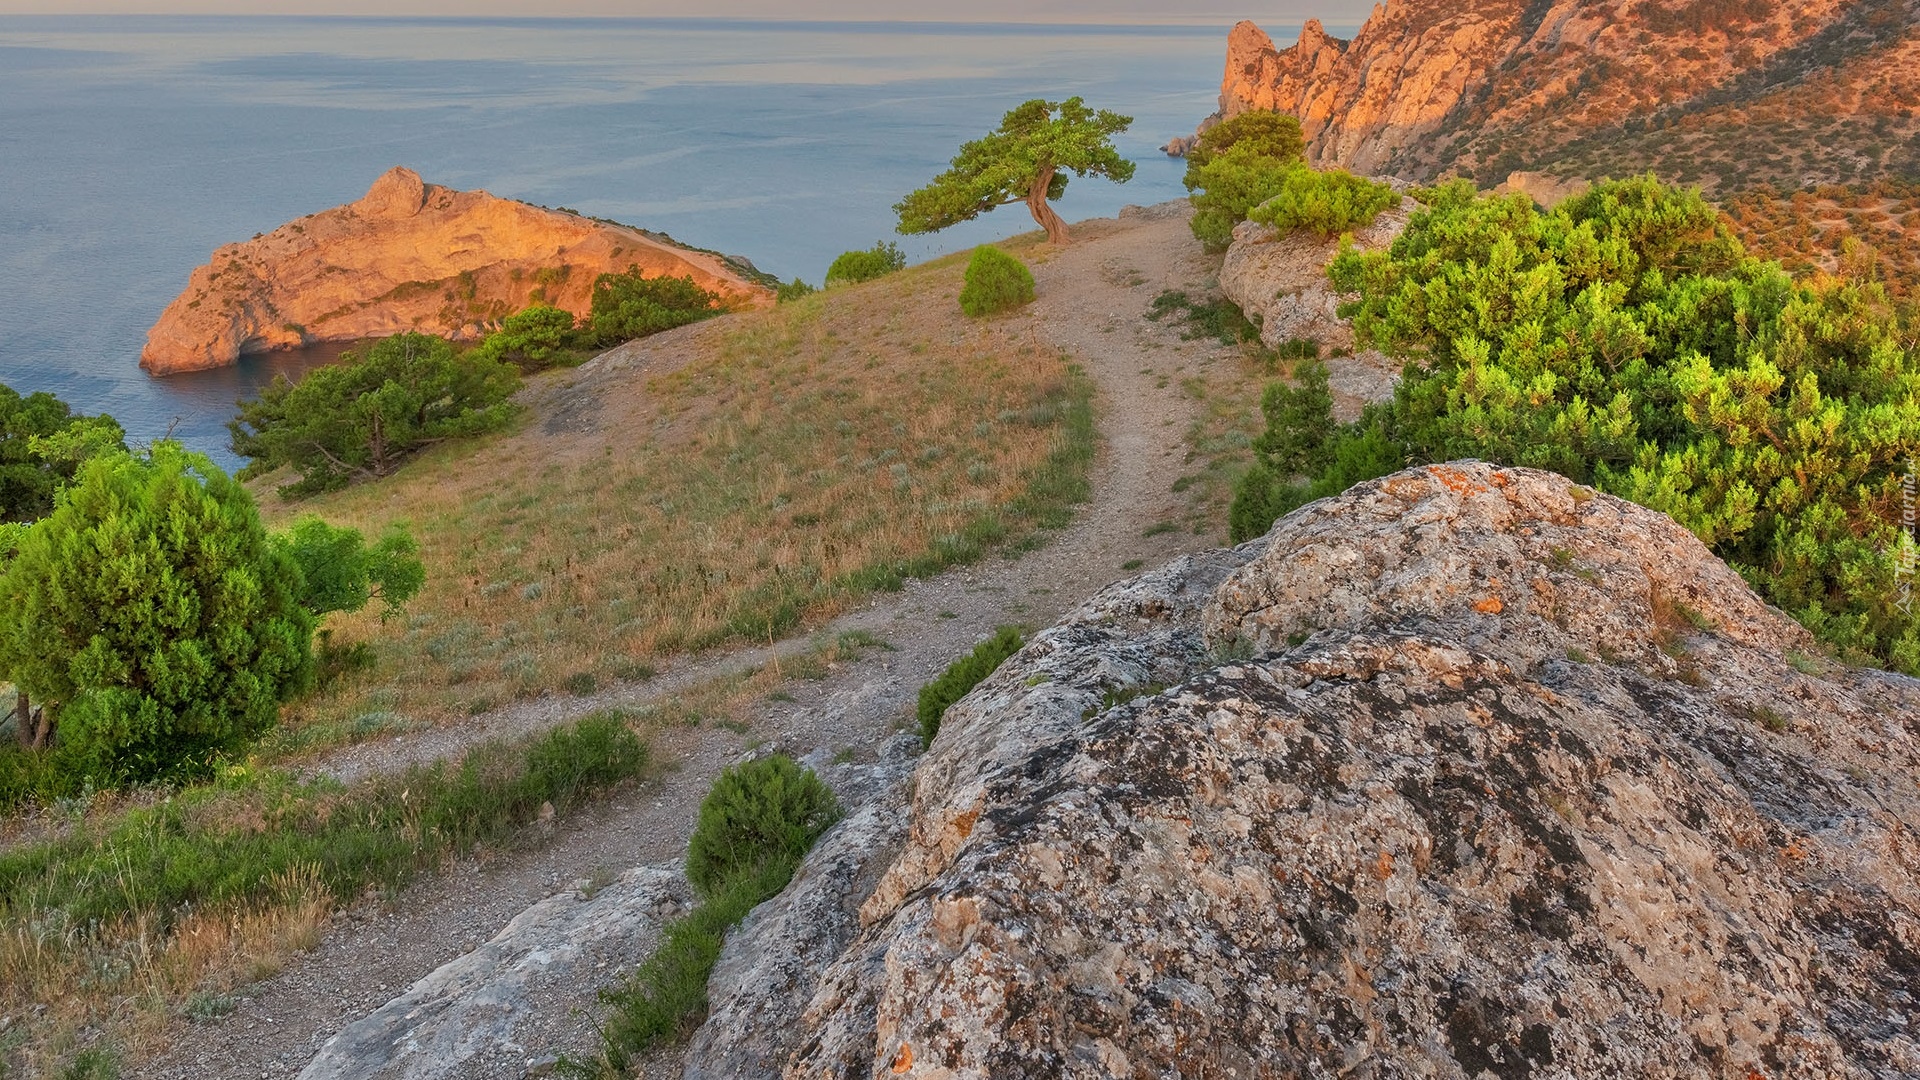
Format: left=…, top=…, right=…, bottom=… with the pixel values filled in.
left=1473, top=596, right=1505, bottom=614
left=1427, top=464, right=1492, bottom=496
left=951, top=807, right=981, bottom=842
left=892, top=1043, right=914, bottom=1073
left=1781, top=838, right=1810, bottom=862
left=1373, top=850, right=1395, bottom=880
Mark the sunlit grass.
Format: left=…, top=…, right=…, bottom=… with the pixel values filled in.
left=260, top=251, right=1094, bottom=751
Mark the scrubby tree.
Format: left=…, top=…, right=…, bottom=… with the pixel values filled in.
left=825, top=241, right=906, bottom=287
left=586, top=269, right=724, bottom=346
left=230, top=332, right=520, bottom=496
left=895, top=97, right=1134, bottom=246
left=1183, top=110, right=1308, bottom=250
left=472, top=304, right=578, bottom=370
left=0, top=384, right=125, bottom=523
left=276, top=515, right=425, bottom=621
left=0, top=444, right=315, bottom=780
left=1232, top=175, right=1920, bottom=672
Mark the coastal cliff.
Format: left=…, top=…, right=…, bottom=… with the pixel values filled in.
left=140, top=167, right=774, bottom=375
left=1189, top=0, right=1919, bottom=188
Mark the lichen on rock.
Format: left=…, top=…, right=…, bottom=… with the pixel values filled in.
left=691, top=462, right=1920, bottom=1079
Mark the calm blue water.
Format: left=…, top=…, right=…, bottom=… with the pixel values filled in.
left=0, top=16, right=1298, bottom=468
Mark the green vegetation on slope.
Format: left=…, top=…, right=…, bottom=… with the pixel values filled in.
left=1232, top=176, right=1920, bottom=672
left=958, top=246, right=1036, bottom=317
left=0, top=713, right=648, bottom=1078
left=231, top=332, right=521, bottom=497
left=917, top=626, right=1025, bottom=742
left=824, top=241, right=906, bottom=287
left=1182, top=111, right=1308, bottom=251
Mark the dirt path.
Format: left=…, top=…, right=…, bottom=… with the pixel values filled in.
left=136, top=202, right=1243, bottom=1080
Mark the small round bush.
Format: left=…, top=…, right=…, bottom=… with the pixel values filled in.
left=958, top=246, right=1036, bottom=317
left=685, top=754, right=841, bottom=897
left=824, top=241, right=906, bottom=287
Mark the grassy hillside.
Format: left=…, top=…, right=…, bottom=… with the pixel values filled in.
left=259, top=247, right=1092, bottom=752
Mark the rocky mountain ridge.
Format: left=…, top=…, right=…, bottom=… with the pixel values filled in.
left=139, top=167, right=773, bottom=375
left=1187, top=0, right=1919, bottom=191
left=693, top=462, right=1920, bottom=1078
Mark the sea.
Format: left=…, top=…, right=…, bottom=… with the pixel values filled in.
left=0, top=16, right=1333, bottom=469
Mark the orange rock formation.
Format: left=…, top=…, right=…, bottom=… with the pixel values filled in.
left=1200, top=0, right=1915, bottom=185
left=141, top=167, right=773, bottom=375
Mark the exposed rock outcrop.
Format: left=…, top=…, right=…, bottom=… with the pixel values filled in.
left=692, top=462, right=1920, bottom=1078
left=1216, top=191, right=1408, bottom=354
left=1187, top=0, right=1917, bottom=189
left=140, top=167, right=774, bottom=374
left=298, top=865, right=688, bottom=1080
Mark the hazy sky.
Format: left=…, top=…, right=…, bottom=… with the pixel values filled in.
left=0, top=1, right=1376, bottom=24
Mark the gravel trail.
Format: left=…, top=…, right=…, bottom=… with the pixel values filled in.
left=136, top=202, right=1242, bottom=1080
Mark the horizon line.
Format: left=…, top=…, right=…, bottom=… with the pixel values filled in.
left=0, top=11, right=1283, bottom=26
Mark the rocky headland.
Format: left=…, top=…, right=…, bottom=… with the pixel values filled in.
left=692, top=462, right=1920, bottom=1078
left=139, top=167, right=774, bottom=375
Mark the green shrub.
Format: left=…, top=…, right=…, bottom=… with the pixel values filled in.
left=1182, top=111, right=1308, bottom=251
left=1233, top=175, right=1920, bottom=672
left=775, top=277, right=817, bottom=302
left=958, top=246, right=1036, bottom=317
left=684, top=754, right=841, bottom=898
left=917, top=626, right=1025, bottom=742
left=1247, top=167, right=1398, bottom=239
left=471, top=304, right=581, bottom=370
left=824, top=242, right=905, bottom=287
left=0, top=444, right=315, bottom=786
left=583, top=754, right=839, bottom=1072
left=230, top=332, right=520, bottom=496
left=585, top=269, right=723, bottom=346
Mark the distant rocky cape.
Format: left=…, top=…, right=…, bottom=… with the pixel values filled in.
left=139, top=167, right=774, bottom=375
left=1176, top=0, right=1919, bottom=189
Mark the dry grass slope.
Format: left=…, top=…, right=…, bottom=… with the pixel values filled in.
left=259, top=250, right=1093, bottom=754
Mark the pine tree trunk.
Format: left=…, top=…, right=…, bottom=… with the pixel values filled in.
left=1025, top=166, right=1070, bottom=245
left=15, top=692, right=49, bottom=751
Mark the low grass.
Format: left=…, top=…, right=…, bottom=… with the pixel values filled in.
left=0, top=713, right=650, bottom=1078
left=1147, top=289, right=1261, bottom=345
left=261, top=252, right=1096, bottom=753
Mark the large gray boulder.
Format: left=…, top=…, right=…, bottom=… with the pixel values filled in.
left=692, top=462, right=1920, bottom=1079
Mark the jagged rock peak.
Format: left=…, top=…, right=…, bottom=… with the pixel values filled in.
left=689, top=462, right=1920, bottom=1078
left=1190, top=0, right=1913, bottom=184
